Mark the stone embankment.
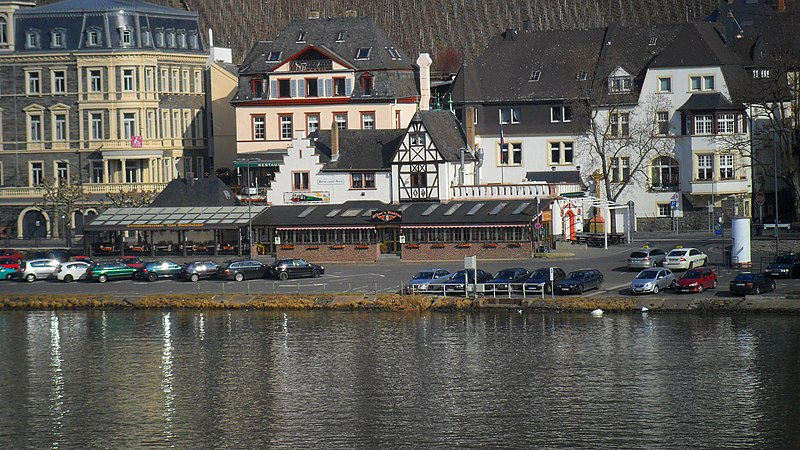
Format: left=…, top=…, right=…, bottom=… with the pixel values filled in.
left=1, top=293, right=798, bottom=313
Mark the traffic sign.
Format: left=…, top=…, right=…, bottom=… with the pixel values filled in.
left=670, top=201, right=677, bottom=208
left=534, top=222, right=542, bottom=230
left=714, top=223, right=722, bottom=235
left=756, top=192, right=765, bottom=205
left=671, top=193, right=679, bottom=201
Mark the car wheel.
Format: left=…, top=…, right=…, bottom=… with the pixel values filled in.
left=702, top=258, right=707, bottom=267
left=670, top=280, right=677, bottom=289
left=147, top=272, right=158, bottom=282
left=771, top=282, right=776, bottom=291
left=234, top=272, right=244, bottom=282
left=653, top=285, right=659, bottom=294
left=278, top=271, right=289, bottom=281
left=754, top=286, right=760, bottom=295
left=311, top=269, right=320, bottom=278
left=190, top=273, right=199, bottom=282
left=578, top=284, right=584, bottom=294
left=688, top=261, right=694, bottom=269
left=697, top=284, right=703, bottom=293
left=5, top=274, right=12, bottom=280
left=64, top=274, right=73, bottom=283
left=25, top=273, right=36, bottom=282
left=98, top=274, right=108, bottom=283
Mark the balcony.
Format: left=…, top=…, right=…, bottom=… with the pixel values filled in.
left=690, top=178, right=751, bottom=195
left=0, top=182, right=168, bottom=199
left=290, top=60, right=333, bottom=72
left=451, top=183, right=582, bottom=200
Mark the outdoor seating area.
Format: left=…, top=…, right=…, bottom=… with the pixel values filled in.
left=573, top=232, right=625, bottom=247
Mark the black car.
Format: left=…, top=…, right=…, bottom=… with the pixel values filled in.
left=181, top=260, right=220, bottom=282
left=269, top=258, right=325, bottom=280
left=483, top=268, right=530, bottom=293
left=137, top=260, right=183, bottom=281
left=555, top=269, right=604, bottom=294
left=217, top=259, right=267, bottom=281
left=524, top=267, right=567, bottom=294
left=764, top=254, right=800, bottom=279
left=730, top=273, right=776, bottom=296
left=442, top=269, right=493, bottom=293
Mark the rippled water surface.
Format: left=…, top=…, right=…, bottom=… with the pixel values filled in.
left=1, top=310, right=799, bottom=448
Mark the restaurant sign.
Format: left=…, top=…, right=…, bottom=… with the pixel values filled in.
left=371, top=210, right=402, bottom=222
left=283, top=191, right=330, bottom=204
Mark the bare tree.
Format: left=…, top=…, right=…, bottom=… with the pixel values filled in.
left=104, top=189, right=158, bottom=208
left=38, top=175, right=88, bottom=248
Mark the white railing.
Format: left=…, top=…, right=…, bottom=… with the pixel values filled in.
left=689, top=179, right=750, bottom=195
left=0, top=182, right=167, bottom=198
left=451, top=183, right=582, bottom=200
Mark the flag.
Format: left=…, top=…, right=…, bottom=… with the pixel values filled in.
left=499, top=124, right=508, bottom=164
left=499, top=124, right=505, bottom=148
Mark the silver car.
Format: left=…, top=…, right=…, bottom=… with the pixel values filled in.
left=627, top=247, right=667, bottom=270
left=407, top=269, right=451, bottom=293
left=630, top=268, right=675, bottom=294
left=18, top=259, right=60, bottom=282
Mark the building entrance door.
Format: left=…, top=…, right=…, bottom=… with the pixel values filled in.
left=376, top=226, right=401, bottom=254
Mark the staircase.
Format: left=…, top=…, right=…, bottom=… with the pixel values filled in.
left=378, top=253, right=401, bottom=262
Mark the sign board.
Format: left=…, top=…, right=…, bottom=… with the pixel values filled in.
left=464, top=255, right=476, bottom=270
left=549, top=267, right=554, bottom=281
left=671, top=193, right=679, bottom=202
left=542, top=211, right=552, bottom=222
left=371, top=210, right=402, bottom=222
left=131, top=135, right=143, bottom=148
left=534, top=222, right=542, bottom=230
left=274, top=236, right=281, bottom=245
left=714, top=223, right=722, bottom=235
left=399, top=235, right=406, bottom=244
left=755, top=192, right=765, bottom=205
left=317, top=179, right=345, bottom=185
left=284, top=191, right=330, bottom=204
left=670, top=201, right=677, bottom=208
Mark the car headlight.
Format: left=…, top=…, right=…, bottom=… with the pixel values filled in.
left=644, top=282, right=653, bottom=288
left=689, top=282, right=698, bottom=286
left=780, top=268, right=789, bottom=272
left=418, top=284, right=428, bottom=290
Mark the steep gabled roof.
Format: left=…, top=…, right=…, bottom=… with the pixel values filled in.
left=650, top=23, right=743, bottom=68
left=150, top=178, right=241, bottom=207
left=676, top=92, right=741, bottom=111
left=19, top=0, right=196, bottom=17
left=412, top=110, right=471, bottom=162
left=314, top=129, right=405, bottom=171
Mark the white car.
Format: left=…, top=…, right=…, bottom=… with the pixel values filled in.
left=55, top=261, right=92, bottom=282
left=664, top=247, right=707, bottom=270
left=18, top=259, right=60, bottom=282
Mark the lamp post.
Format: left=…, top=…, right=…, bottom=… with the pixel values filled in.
left=773, top=134, right=780, bottom=255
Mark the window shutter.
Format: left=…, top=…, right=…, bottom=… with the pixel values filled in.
left=270, top=79, right=278, bottom=98
left=317, top=79, right=324, bottom=96
left=324, top=79, right=332, bottom=97
left=290, top=79, right=297, bottom=97
left=345, top=78, right=352, bottom=96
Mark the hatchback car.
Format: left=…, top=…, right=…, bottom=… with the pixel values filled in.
left=442, top=269, right=493, bottom=293
left=55, top=261, right=92, bottom=282
left=675, top=267, right=717, bottom=293
left=523, top=267, right=567, bottom=294
left=217, top=260, right=267, bottom=281
left=555, top=269, right=604, bottom=294
left=729, top=272, right=775, bottom=296
left=137, top=260, right=183, bottom=281
left=630, top=268, right=675, bottom=294
left=182, top=261, right=220, bottom=282
left=664, top=247, right=707, bottom=270
left=87, top=262, right=137, bottom=283
left=484, top=268, right=530, bottom=293
left=627, top=247, right=667, bottom=270
left=269, top=258, right=325, bottom=280
left=17, top=259, right=60, bottom=282
left=764, top=254, right=800, bottom=279
left=0, top=265, right=16, bottom=280
left=406, top=269, right=451, bottom=293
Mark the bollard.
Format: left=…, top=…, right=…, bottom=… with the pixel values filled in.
left=296, top=284, right=300, bottom=295
left=222, top=282, right=225, bottom=293
left=247, top=282, right=250, bottom=295
left=197, top=282, right=200, bottom=294
left=374, top=282, right=378, bottom=294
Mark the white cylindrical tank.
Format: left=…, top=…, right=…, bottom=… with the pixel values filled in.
left=731, top=217, right=751, bottom=268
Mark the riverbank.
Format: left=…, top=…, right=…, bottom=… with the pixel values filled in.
left=1, top=293, right=799, bottom=313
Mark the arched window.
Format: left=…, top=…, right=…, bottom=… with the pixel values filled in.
left=0, top=17, right=8, bottom=46
left=650, top=156, right=679, bottom=191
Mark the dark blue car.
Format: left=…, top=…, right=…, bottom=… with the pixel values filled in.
left=554, top=269, right=603, bottom=295
left=443, top=269, right=493, bottom=294
left=524, top=267, right=567, bottom=294
left=484, top=268, right=529, bottom=293
left=137, top=260, right=183, bottom=281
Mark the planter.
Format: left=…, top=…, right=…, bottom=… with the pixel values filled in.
left=330, top=245, right=345, bottom=250
left=306, top=246, right=320, bottom=250
left=456, top=243, right=472, bottom=248
left=355, top=245, right=370, bottom=250
left=405, top=244, right=420, bottom=249
left=507, top=243, right=523, bottom=248
left=431, top=244, right=445, bottom=249
left=482, top=243, right=498, bottom=248
left=281, top=245, right=295, bottom=250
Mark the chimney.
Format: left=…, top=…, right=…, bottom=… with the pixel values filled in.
left=344, top=9, right=357, bottom=17
left=778, top=0, right=785, bottom=12
left=522, top=19, right=531, bottom=32
left=331, top=126, right=340, bottom=161
left=465, top=106, right=476, bottom=152
left=308, top=10, right=320, bottom=19
left=416, top=53, right=433, bottom=111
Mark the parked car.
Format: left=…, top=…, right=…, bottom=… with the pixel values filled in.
left=118, top=256, right=144, bottom=269
left=269, top=258, right=325, bottom=280
left=627, top=246, right=667, bottom=270
left=484, top=268, right=529, bottom=293
left=17, top=259, right=60, bottom=282
left=87, top=262, right=137, bottom=283
left=55, top=261, right=92, bottom=282
left=406, top=269, right=451, bottom=293
left=70, top=255, right=94, bottom=265
left=216, top=259, right=267, bottom=281
left=137, top=260, right=183, bottom=281
left=0, top=265, right=16, bottom=280
left=1, top=249, right=25, bottom=262
left=675, top=267, right=717, bottom=293
left=664, top=247, right=707, bottom=270
left=523, top=267, right=567, bottom=294
left=181, top=261, right=220, bottom=282
left=764, top=254, right=800, bottom=279
left=630, top=268, right=675, bottom=294
left=0, top=257, right=21, bottom=270
left=442, top=269, right=493, bottom=293
left=729, top=272, right=775, bottom=296
left=28, top=250, right=71, bottom=263
left=555, top=269, right=604, bottom=294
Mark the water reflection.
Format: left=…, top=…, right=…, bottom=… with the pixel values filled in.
left=161, top=312, right=174, bottom=442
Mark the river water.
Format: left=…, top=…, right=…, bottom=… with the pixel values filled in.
left=0, top=310, right=798, bottom=448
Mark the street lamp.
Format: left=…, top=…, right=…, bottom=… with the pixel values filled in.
left=773, top=135, right=780, bottom=255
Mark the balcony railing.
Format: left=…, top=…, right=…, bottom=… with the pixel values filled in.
left=0, top=182, right=168, bottom=198
left=690, top=179, right=750, bottom=195
left=290, top=60, right=333, bottom=72
left=451, top=183, right=582, bottom=200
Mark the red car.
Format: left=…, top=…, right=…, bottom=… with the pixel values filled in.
left=675, top=267, right=717, bottom=293
left=117, top=256, right=144, bottom=269
left=1, top=249, right=24, bottom=262
left=0, top=257, right=20, bottom=270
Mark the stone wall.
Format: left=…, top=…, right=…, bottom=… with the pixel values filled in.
left=277, top=243, right=380, bottom=262
left=400, top=242, right=532, bottom=261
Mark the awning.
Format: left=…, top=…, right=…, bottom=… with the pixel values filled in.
left=84, top=206, right=268, bottom=231
left=276, top=226, right=375, bottom=230
left=234, top=160, right=282, bottom=168
left=401, top=224, right=528, bottom=229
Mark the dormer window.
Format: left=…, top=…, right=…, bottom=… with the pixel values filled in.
left=155, top=28, right=165, bottom=47
left=386, top=46, right=402, bottom=60
left=250, top=76, right=263, bottom=98
left=0, top=17, right=7, bottom=46
left=296, top=31, right=306, bottom=43
left=529, top=70, right=541, bottom=82
left=141, top=27, right=152, bottom=46
left=336, top=31, right=346, bottom=42
left=188, top=31, right=198, bottom=49
left=177, top=31, right=186, bottom=48
left=608, top=76, right=633, bottom=93
left=361, top=73, right=373, bottom=96
left=26, top=29, right=41, bottom=49
left=648, top=37, right=657, bottom=46
left=166, top=29, right=176, bottom=48
left=120, top=28, right=133, bottom=47
left=752, top=68, right=771, bottom=79
left=86, top=29, right=101, bottom=47
left=50, top=29, right=66, bottom=48
left=576, top=71, right=588, bottom=81
left=266, top=51, right=281, bottom=62
left=355, top=47, right=371, bottom=60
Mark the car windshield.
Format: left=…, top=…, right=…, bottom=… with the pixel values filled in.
left=567, top=271, right=587, bottom=279
left=451, top=270, right=476, bottom=281
left=734, top=274, right=755, bottom=282
left=531, top=269, right=550, bottom=277
left=630, top=251, right=648, bottom=258
left=413, top=271, right=435, bottom=280
left=774, top=256, right=796, bottom=264
left=668, top=250, right=687, bottom=257
left=494, top=270, right=517, bottom=279
left=636, top=271, right=658, bottom=279
left=682, top=270, right=702, bottom=279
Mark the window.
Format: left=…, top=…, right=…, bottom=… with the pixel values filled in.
left=657, top=111, right=670, bottom=135
left=125, top=161, right=138, bottom=183
left=333, top=78, right=346, bottom=96
left=56, top=161, right=68, bottom=186
left=610, top=157, right=630, bottom=182
left=356, top=47, right=372, bottom=59
left=305, top=78, right=318, bottom=97
left=172, top=111, right=180, bottom=138
left=694, top=114, right=713, bottom=135
left=267, top=51, right=281, bottom=61
left=576, top=71, right=588, bottom=81
left=719, top=153, right=734, bottom=179
left=352, top=172, right=376, bottom=189
left=161, top=111, right=170, bottom=138
left=410, top=132, right=425, bottom=147
left=361, top=74, right=373, bottom=95
left=188, top=31, right=199, bottom=49
left=166, top=30, right=175, bottom=47
left=53, top=70, right=66, bottom=94
left=690, top=75, right=715, bottom=91
left=529, top=70, right=541, bottom=82
left=549, top=141, right=574, bottom=165
left=752, top=68, right=771, bottom=79
left=54, top=114, right=67, bottom=141
left=0, top=17, right=6, bottom=46
left=193, top=71, right=201, bottom=94
left=651, top=156, right=679, bottom=190
left=499, top=142, right=522, bottom=166
left=145, top=68, right=154, bottom=92
left=121, top=28, right=133, bottom=46
left=251, top=76, right=263, bottom=97
left=155, top=29, right=165, bottom=47
left=608, top=76, right=633, bottom=93
left=657, top=203, right=671, bottom=217
left=182, top=70, right=190, bottom=93
left=146, top=111, right=155, bottom=139
left=160, top=69, right=168, bottom=92
left=410, top=172, right=427, bottom=188
left=334, top=113, right=347, bottom=130
left=609, top=113, right=630, bottom=137
left=91, top=161, right=104, bottom=183
left=177, top=32, right=186, bottom=48
left=89, top=69, right=102, bottom=92
left=279, top=115, right=293, bottom=140
left=122, top=68, right=135, bottom=91
left=296, top=31, right=306, bottom=43
left=27, top=71, right=40, bottom=95
left=697, top=154, right=713, bottom=180
left=336, top=31, right=346, bottom=42
left=278, top=79, right=290, bottom=98
left=29, top=113, right=42, bottom=141
left=361, top=112, right=375, bottom=130
left=51, top=29, right=65, bottom=48
left=122, top=112, right=136, bottom=139
left=500, top=107, right=521, bottom=124
left=26, top=30, right=40, bottom=48
left=649, top=37, right=657, bottom=46
left=171, top=69, right=179, bottom=92
left=86, top=30, right=100, bottom=47
left=292, top=172, right=310, bottom=191
left=550, top=106, right=571, bottom=123
left=386, top=46, right=402, bottom=59
left=717, top=113, right=735, bottom=134
left=30, top=162, right=44, bottom=186
left=142, top=28, right=152, bottom=46
left=658, top=77, right=672, bottom=93
left=90, top=112, right=103, bottom=140
left=306, top=114, right=320, bottom=135
left=704, top=76, right=715, bottom=90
